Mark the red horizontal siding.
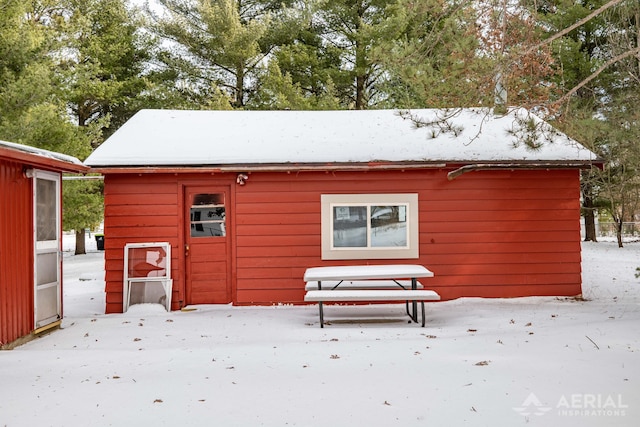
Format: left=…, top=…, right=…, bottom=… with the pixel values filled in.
left=239, top=245, right=320, bottom=258
left=237, top=256, right=322, bottom=269
left=106, top=226, right=178, bottom=239
left=421, top=241, right=579, bottom=254
left=424, top=251, right=581, bottom=265
left=424, top=231, right=579, bottom=244
left=103, top=175, right=184, bottom=313
left=237, top=223, right=319, bottom=236
left=236, top=212, right=317, bottom=225
left=101, top=168, right=583, bottom=312
left=105, top=204, right=179, bottom=217
left=236, top=289, right=306, bottom=305
left=233, top=169, right=582, bottom=304
left=427, top=188, right=577, bottom=202
left=106, top=215, right=177, bottom=228
left=428, top=220, right=578, bottom=233
left=426, top=209, right=577, bottom=222
left=427, top=198, right=578, bottom=211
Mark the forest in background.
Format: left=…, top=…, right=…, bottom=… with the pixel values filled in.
left=0, top=0, right=638, bottom=248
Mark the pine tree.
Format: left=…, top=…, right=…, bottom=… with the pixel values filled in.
left=373, top=0, right=494, bottom=109
left=313, top=0, right=399, bottom=109
left=149, top=0, right=303, bottom=108
left=56, top=0, right=152, bottom=140
left=536, top=0, right=640, bottom=246
left=53, top=0, right=157, bottom=253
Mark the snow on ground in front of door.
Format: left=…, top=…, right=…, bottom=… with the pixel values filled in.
left=1, top=240, right=639, bottom=427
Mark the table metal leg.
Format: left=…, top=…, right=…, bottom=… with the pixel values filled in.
left=421, top=301, right=425, bottom=327
left=317, top=280, right=325, bottom=328
left=411, top=278, right=418, bottom=323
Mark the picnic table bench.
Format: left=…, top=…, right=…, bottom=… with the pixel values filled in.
left=303, top=265, right=440, bottom=328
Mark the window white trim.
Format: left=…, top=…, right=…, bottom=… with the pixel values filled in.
left=123, top=242, right=172, bottom=312
left=321, top=194, right=419, bottom=260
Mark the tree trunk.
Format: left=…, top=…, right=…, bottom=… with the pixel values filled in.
left=582, top=195, right=597, bottom=242
left=75, top=229, right=86, bottom=255
left=355, top=74, right=365, bottom=110
left=581, top=178, right=598, bottom=241
left=636, top=10, right=640, bottom=78
left=234, top=65, right=244, bottom=108
left=615, top=218, right=624, bottom=248
left=354, top=10, right=366, bottom=110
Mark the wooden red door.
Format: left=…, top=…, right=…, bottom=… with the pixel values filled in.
left=184, top=186, right=231, bottom=305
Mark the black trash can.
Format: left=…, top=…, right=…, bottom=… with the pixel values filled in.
left=95, top=234, right=105, bottom=250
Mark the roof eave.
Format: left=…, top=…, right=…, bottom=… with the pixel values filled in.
left=87, top=161, right=448, bottom=174
left=0, top=146, right=89, bottom=173
left=447, top=160, right=603, bottom=180
left=87, top=159, right=603, bottom=175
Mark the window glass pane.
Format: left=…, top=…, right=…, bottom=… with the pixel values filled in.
left=36, top=285, right=58, bottom=322
left=36, top=252, right=58, bottom=285
left=127, top=246, right=168, bottom=278
left=36, top=178, right=57, bottom=241
left=129, top=281, right=168, bottom=306
left=371, top=205, right=408, bottom=247
left=333, top=206, right=367, bottom=247
left=191, top=193, right=226, bottom=237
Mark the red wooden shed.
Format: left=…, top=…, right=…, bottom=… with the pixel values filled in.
left=84, top=108, right=601, bottom=314
left=0, top=140, right=87, bottom=348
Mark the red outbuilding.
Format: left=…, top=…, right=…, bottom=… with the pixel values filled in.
left=1, top=140, right=87, bottom=348
left=84, top=108, right=602, bottom=314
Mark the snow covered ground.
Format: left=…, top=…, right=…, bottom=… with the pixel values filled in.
left=1, top=239, right=638, bottom=427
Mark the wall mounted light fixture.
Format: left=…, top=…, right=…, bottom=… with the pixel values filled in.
left=236, top=173, right=248, bottom=186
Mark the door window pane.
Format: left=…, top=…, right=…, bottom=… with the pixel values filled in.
left=191, top=193, right=226, bottom=237
left=36, top=178, right=57, bottom=241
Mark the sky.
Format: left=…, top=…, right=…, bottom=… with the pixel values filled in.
left=0, top=236, right=638, bottom=427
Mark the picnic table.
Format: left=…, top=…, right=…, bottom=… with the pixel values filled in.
left=303, top=264, right=439, bottom=328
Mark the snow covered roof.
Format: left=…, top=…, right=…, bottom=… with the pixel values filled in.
left=84, top=108, right=600, bottom=168
left=0, top=139, right=86, bottom=172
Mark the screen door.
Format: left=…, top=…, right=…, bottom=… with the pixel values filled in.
left=33, top=170, right=61, bottom=328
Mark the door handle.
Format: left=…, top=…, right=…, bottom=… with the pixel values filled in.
left=185, top=244, right=190, bottom=257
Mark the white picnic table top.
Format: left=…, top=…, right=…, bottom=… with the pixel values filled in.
left=303, top=264, right=434, bottom=282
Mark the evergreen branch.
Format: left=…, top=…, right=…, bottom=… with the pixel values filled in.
left=523, top=0, right=625, bottom=56
left=555, top=47, right=640, bottom=108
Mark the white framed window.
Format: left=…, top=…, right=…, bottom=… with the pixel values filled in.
left=321, top=194, right=419, bottom=260
left=123, top=242, right=172, bottom=312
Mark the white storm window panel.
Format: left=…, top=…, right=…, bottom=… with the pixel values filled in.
left=321, top=194, right=419, bottom=260
left=123, top=242, right=172, bottom=312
